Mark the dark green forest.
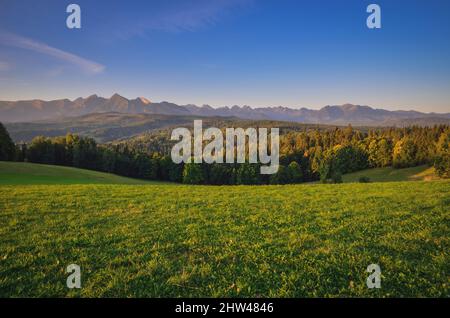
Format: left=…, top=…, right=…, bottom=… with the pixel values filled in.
left=0, top=122, right=448, bottom=184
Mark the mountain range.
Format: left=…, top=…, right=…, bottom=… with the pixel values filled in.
left=1, top=93, right=449, bottom=126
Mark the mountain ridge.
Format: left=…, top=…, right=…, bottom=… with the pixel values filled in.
left=1, top=93, right=449, bottom=126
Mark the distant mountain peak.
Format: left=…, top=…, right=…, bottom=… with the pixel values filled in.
left=110, top=93, right=126, bottom=100
left=138, top=97, right=151, bottom=104
left=86, top=94, right=99, bottom=100
left=340, top=103, right=358, bottom=109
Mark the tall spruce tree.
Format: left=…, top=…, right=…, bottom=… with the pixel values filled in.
left=0, top=123, right=16, bottom=161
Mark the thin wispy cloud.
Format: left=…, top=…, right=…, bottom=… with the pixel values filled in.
left=0, top=31, right=105, bottom=74
left=117, top=0, right=252, bottom=39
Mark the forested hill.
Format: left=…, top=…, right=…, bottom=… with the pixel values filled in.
left=4, top=112, right=341, bottom=143
left=1, top=119, right=448, bottom=185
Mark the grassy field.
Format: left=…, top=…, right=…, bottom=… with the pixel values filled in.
left=342, top=165, right=439, bottom=183
left=0, top=162, right=155, bottom=185
left=0, top=179, right=448, bottom=297
left=1, top=162, right=436, bottom=186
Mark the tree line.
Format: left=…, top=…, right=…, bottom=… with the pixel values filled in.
left=0, top=122, right=448, bottom=184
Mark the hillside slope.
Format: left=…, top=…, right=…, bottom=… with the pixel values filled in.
left=4, top=112, right=338, bottom=143
left=0, top=161, right=155, bottom=185
left=342, top=165, right=440, bottom=183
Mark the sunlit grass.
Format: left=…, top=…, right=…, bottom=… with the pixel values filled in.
left=0, top=181, right=448, bottom=297
left=0, top=161, right=158, bottom=185
left=342, top=165, right=439, bottom=183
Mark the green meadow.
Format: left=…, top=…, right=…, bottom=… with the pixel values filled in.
left=0, top=162, right=449, bottom=297
left=342, top=165, right=439, bottom=183
left=0, top=162, right=155, bottom=185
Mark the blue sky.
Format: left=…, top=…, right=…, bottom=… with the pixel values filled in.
left=0, top=0, right=449, bottom=112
